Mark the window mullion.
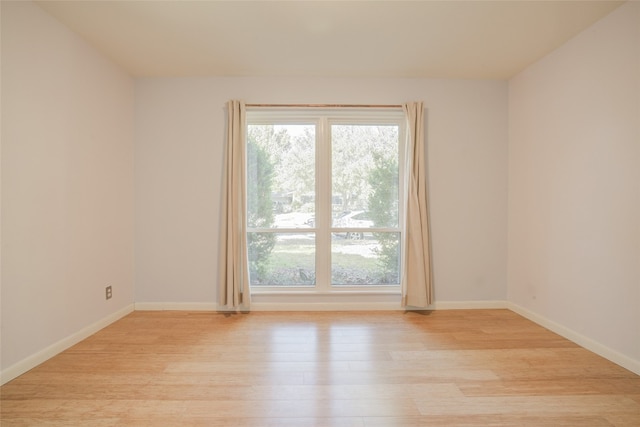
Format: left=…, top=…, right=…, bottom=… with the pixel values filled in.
left=315, top=118, right=331, bottom=292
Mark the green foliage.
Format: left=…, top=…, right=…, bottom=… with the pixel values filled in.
left=246, top=137, right=276, bottom=280
left=281, top=127, right=315, bottom=210
left=332, top=125, right=373, bottom=211
left=248, top=125, right=314, bottom=211
left=332, top=125, right=399, bottom=213
left=368, top=152, right=400, bottom=283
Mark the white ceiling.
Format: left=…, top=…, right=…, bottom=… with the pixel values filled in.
left=35, top=0, right=624, bottom=80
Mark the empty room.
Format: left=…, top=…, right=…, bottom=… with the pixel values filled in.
left=1, top=1, right=639, bottom=425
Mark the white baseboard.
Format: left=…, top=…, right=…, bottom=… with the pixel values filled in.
left=0, top=304, right=134, bottom=386
left=134, top=300, right=508, bottom=312
left=134, top=302, right=218, bottom=311
left=254, top=300, right=508, bottom=311
left=508, top=302, right=640, bottom=376
left=433, top=300, right=508, bottom=310
left=135, top=301, right=400, bottom=312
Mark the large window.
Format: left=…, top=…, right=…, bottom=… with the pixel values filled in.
left=246, top=109, right=404, bottom=292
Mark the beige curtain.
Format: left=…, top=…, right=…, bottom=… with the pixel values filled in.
left=219, top=100, right=250, bottom=309
left=401, top=102, right=433, bottom=308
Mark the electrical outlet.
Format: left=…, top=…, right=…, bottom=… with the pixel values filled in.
left=105, top=285, right=112, bottom=300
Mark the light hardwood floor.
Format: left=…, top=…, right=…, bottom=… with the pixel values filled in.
left=1, top=309, right=639, bottom=426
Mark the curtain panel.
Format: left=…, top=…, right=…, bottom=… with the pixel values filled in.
left=401, top=102, right=433, bottom=308
left=219, top=100, right=250, bottom=309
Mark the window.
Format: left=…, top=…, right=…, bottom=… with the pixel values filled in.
left=246, top=109, right=405, bottom=292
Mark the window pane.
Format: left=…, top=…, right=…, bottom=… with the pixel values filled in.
left=247, top=124, right=315, bottom=229
left=248, top=232, right=315, bottom=286
left=331, top=125, right=399, bottom=228
left=331, top=232, right=400, bottom=285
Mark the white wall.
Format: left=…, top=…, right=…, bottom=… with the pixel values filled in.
left=1, top=1, right=135, bottom=377
left=508, top=1, right=640, bottom=371
left=135, top=77, right=508, bottom=307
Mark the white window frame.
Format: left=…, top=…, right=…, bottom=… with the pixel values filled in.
left=246, top=107, right=406, bottom=294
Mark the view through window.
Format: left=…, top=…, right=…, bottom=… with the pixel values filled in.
left=246, top=109, right=404, bottom=292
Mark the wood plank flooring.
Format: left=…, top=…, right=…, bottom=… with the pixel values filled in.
left=1, top=309, right=639, bottom=426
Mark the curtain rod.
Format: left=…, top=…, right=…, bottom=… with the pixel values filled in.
left=245, top=103, right=403, bottom=109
